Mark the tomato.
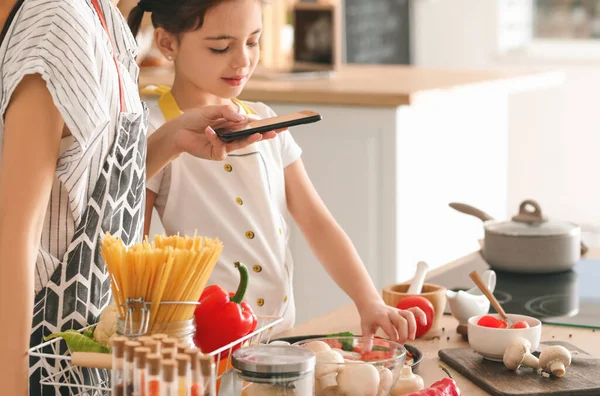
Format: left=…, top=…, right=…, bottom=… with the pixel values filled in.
left=361, top=351, right=393, bottom=361
left=323, top=339, right=343, bottom=349
left=477, top=315, right=508, bottom=328
left=395, top=296, right=435, bottom=338
left=511, top=321, right=530, bottom=329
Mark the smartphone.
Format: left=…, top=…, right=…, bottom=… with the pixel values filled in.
left=214, top=110, right=322, bottom=142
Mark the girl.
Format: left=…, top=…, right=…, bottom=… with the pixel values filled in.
left=0, top=0, right=277, bottom=394
left=132, top=0, right=426, bottom=342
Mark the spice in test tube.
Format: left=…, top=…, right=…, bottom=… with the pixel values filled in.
left=176, top=343, right=188, bottom=355
left=134, top=347, right=150, bottom=396
left=184, top=350, right=203, bottom=396
left=162, top=360, right=178, bottom=396
left=199, top=355, right=216, bottom=396
left=147, top=354, right=162, bottom=396
left=124, top=341, right=142, bottom=395
left=111, top=336, right=128, bottom=396
left=152, top=334, right=168, bottom=342
left=176, top=355, right=191, bottom=396
left=152, top=334, right=167, bottom=353
left=137, top=336, right=154, bottom=345
left=144, top=340, right=160, bottom=355
left=162, top=348, right=176, bottom=361
left=162, top=338, right=178, bottom=351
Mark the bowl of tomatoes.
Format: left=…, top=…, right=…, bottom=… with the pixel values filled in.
left=293, top=336, right=407, bottom=396
left=468, top=313, right=542, bottom=361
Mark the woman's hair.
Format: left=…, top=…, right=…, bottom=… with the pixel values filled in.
left=127, top=0, right=229, bottom=38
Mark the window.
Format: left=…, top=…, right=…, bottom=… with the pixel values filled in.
left=534, top=0, right=600, bottom=40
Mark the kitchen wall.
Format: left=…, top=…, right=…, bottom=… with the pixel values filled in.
left=411, top=0, right=600, bottom=242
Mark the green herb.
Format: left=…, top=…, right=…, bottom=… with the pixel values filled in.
left=372, top=345, right=390, bottom=352
left=44, top=330, right=110, bottom=354
left=82, top=326, right=96, bottom=339
left=326, top=332, right=355, bottom=351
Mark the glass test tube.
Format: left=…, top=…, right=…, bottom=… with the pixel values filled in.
left=111, top=336, right=128, bottom=396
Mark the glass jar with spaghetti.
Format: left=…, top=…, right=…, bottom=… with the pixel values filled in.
left=117, top=316, right=196, bottom=348
left=101, top=232, right=224, bottom=353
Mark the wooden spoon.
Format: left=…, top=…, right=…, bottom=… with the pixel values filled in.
left=469, top=270, right=513, bottom=327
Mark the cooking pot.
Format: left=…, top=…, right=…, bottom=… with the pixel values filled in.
left=449, top=200, right=587, bottom=274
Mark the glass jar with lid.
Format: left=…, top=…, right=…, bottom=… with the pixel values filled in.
left=231, top=345, right=316, bottom=395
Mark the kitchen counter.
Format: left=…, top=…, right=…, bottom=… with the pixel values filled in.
left=278, top=249, right=600, bottom=395
left=138, top=64, right=562, bottom=107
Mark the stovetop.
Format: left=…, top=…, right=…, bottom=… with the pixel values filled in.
left=428, top=254, right=600, bottom=329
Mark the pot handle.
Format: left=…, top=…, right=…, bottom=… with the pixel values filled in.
left=512, top=200, right=548, bottom=223
left=449, top=203, right=494, bottom=222
left=581, top=241, right=588, bottom=257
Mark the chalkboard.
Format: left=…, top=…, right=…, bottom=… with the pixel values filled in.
left=344, top=0, right=411, bottom=65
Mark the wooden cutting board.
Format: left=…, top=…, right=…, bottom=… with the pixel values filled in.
left=438, top=341, right=600, bottom=396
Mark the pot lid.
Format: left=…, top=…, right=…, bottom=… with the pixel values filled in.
left=232, top=345, right=316, bottom=375
left=485, top=200, right=579, bottom=237
left=485, top=219, right=580, bottom=237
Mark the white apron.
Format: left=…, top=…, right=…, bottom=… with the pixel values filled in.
left=147, top=87, right=296, bottom=333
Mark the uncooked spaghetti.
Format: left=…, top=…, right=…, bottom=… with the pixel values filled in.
left=100, top=232, right=223, bottom=331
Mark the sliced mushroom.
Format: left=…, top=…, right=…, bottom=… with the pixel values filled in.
left=503, top=338, right=539, bottom=371
left=539, top=345, right=572, bottom=377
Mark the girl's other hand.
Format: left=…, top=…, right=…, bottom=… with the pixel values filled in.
left=174, top=104, right=283, bottom=160
left=358, top=301, right=427, bottom=344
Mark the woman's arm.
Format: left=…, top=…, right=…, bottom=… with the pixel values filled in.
left=144, top=189, right=157, bottom=237
left=0, top=74, right=65, bottom=395
left=146, top=106, right=278, bottom=180
left=285, top=159, right=425, bottom=342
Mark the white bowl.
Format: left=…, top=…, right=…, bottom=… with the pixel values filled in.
left=467, top=313, right=542, bottom=362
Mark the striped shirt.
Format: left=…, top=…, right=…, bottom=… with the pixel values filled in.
left=0, top=0, right=143, bottom=293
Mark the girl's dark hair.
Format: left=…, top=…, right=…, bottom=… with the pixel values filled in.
left=127, top=0, right=228, bottom=38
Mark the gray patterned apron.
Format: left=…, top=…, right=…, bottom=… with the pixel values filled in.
left=1, top=1, right=148, bottom=395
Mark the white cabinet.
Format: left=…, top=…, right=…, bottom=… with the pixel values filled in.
left=410, top=0, right=533, bottom=68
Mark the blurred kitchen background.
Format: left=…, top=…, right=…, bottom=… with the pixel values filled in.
left=122, top=0, right=600, bottom=323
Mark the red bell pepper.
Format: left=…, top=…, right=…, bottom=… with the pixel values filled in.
left=406, top=365, right=461, bottom=396
left=193, top=262, right=258, bottom=356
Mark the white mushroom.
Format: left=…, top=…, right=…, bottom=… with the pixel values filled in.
left=539, top=345, right=572, bottom=377
left=503, top=338, right=539, bottom=371
left=315, top=349, right=345, bottom=390
left=268, top=340, right=291, bottom=346
left=336, top=362, right=380, bottom=396
left=390, top=365, right=424, bottom=396
left=376, top=367, right=393, bottom=396
left=304, top=341, right=331, bottom=354
left=319, top=386, right=343, bottom=396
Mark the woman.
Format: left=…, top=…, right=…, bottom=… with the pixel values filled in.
left=0, top=0, right=277, bottom=394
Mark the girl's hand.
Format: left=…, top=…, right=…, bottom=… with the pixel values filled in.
left=358, top=301, right=427, bottom=344
left=173, top=104, right=281, bottom=160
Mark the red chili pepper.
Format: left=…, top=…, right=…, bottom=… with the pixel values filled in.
left=405, top=365, right=461, bottom=396
left=193, top=262, right=258, bottom=356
